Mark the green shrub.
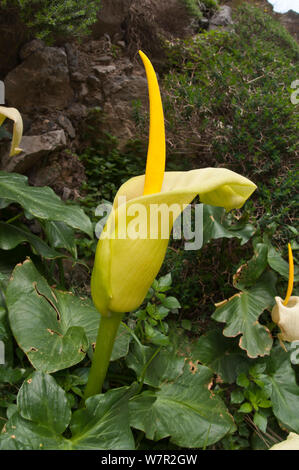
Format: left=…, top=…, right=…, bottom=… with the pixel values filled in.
left=180, top=0, right=219, bottom=19
left=0, top=0, right=101, bottom=42
left=162, top=4, right=299, bottom=234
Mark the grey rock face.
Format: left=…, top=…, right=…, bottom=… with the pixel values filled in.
left=1, top=130, right=67, bottom=173
left=209, top=6, right=234, bottom=32
left=5, top=47, right=74, bottom=112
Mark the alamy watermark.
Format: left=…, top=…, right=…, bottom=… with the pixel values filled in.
left=0, top=80, right=4, bottom=104
left=291, top=79, right=299, bottom=105
left=95, top=198, right=203, bottom=250
left=290, top=341, right=299, bottom=365
left=0, top=340, right=4, bottom=365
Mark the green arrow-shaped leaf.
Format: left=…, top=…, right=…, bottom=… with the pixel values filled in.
left=0, top=171, right=93, bottom=237
left=195, top=329, right=252, bottom=383
left=6, top=259, right=96, bottom=372
left=212, top=272, right=276, bottom=358
left=43, top=221, right=77, bottom=258
left=0, top=222, right=64, bottom=259
left=130, top=364, right=235, bottom=448
left=203, top=205, right=255, bottom=246
left=126, top=343, right=185, bottom=387
left=0, top=373, right=135, bottom=450
left=69, top=386, right=135, bottom=450
left=266, top=345, right=299, bottom=433
left=6, top=258, right=130, bottom=372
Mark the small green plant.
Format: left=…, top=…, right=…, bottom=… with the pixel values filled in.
left=0, top=0, right=101, bottom=42
left=130, top=273, right=181, bottom=346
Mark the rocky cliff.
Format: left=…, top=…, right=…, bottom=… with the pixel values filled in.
left=0, top=0, right=297, bottom=199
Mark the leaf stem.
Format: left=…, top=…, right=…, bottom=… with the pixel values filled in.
left=5, top=212, right=23, bottom=224
left=84, top=312, right=123, bottom=401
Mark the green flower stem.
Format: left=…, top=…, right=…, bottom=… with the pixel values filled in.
left=84, top=312, right=123, bottom=401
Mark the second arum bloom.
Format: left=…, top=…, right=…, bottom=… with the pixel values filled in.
left=91, top=51, right=257, bottom=317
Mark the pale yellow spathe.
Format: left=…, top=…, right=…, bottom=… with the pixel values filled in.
left=91, top=169, right=257, bottom=316
left=270, top=433, right=299, bottom=450
left=0, top=106, right=23, bottom=156
left=271, top=296, right=299, bottom=342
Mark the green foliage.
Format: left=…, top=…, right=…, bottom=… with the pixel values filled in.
left=77, top=126, right=147, bottom=258
left=6, top=259, right=131, bottom=373
left=0, top=171, right=93, bottom=237
left=163, top=4, right=299, bottom=231
left=212, top=272, right=276, bottom=358
left=0, top=2, right=298, bottom=451
left=130, top=273, right=181, bottom=347
left=180, top=0, right=218, bottom=19
left=130, top=362, right=235, bottom=448
left=0, top=0, right=101, bottom=42
left=0, top=372, right=135, bottom=450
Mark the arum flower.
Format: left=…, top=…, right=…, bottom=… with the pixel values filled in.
left=0, top=106, right=23, bottom=156
left=272, top=243, right=299, bottom=343
left=90, top=50, right=257, bottom=318
left=270, top=433, right=299, bottom=450
left=84, top=51, right=256, bottom=400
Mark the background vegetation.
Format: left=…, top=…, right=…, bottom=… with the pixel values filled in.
left=0, top=1, right=298, bottom=451
left=0, top=0, right=101, bottom=42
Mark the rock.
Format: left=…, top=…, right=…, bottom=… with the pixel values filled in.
left=117, top=41, right=126, bottom=48
left=71, top=71, right=85, bottom=82
left=209, top=6, right=234, bottom=32
left=19, top=39, right=45, bottom=60
left=64, top=43, right=79, bottom=72
left=87, top=74, right=101, bottom=89
left=199, top=17, right=210, bottom=30
left=67, top=103, right=88, bottom=121
left=92, top=0, right=132, bottom=38
left=85, top=92, right=103, bottom=106
left=101, top=73, right=148, bottom=146
left=92, top=64, right=116, bottom=78
left=102, top=75, right=129, bottom=96
left=97, top=55, right=112, bottom=65
left=277, top=10, right=299, bottom=43
left=29, top=151, right=86, bottom=198
left=112, top=74, right=147, bottom=101
left=57, top=115, right=76, bottom=138
left=4, top=47, right=74, bottom=112
left=79, top=83, right=89, bottom=98
left=1, top=130, right=67, bottom=173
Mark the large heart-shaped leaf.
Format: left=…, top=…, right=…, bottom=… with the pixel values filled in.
left=203, top=205, right=255, bottom=246
left=0, top=171, right=93, bottom=237
left=0, top=372, right=135, bottom=450
left=130, top=364, right=235, bottom=448
left=233, top=242, right=268, bottom=289
left=126, top=343, right=185, bottom=387
left=43, top=221, right=77, bottom=258
left=212, top=272, right=276, bottom=358
left=0, top=372, right=71, bottom=450
left=18, top=371, right=71, bottom=435
left=6, top=259, right=131, bottom=372
left=265, top=345, right=299, bottom=433
left=69, top=386, right=135, bottom=450
left=195, top=329, right=252, bottom=383
left=267, top=244, right=299, bottom=282
left=0, top=222, right=64, bottom=259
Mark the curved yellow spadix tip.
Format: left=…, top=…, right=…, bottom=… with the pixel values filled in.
left=283, top=243, right=294, bottom=306
left=0, top=106, right=23, bottom=156
left=139, top=50, right=166, bottom=196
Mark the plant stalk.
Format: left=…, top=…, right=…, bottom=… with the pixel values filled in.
left=84, top=312, right=123, bottom=401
